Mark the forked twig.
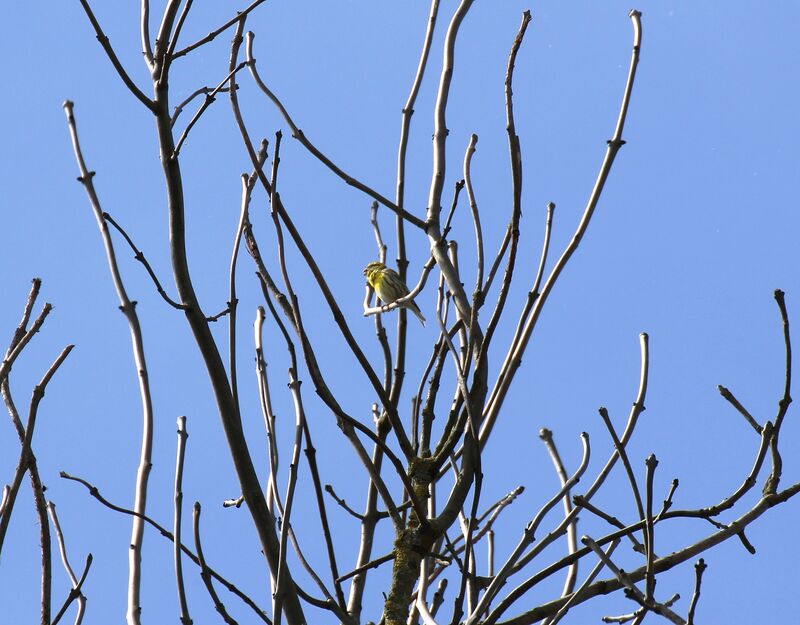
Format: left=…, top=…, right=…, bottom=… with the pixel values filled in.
left=171, top=0, right=271, bottom=59
left=50, top=554, right=93, bottom=625
left=0, top=345, right=73, bottom=569
left=48, top=502, right=90, bottom=625
left=172, top=62, right=248, bottom=158
left=482, top=10, right=644, bottom=444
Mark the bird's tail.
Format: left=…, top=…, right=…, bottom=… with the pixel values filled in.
left=409, top=302, right=426, bottom=326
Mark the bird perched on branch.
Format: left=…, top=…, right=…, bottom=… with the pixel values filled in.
left=363, top=261, right=426, bottom=326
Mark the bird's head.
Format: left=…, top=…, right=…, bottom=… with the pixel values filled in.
left=363, top=261, right=385, bottom=277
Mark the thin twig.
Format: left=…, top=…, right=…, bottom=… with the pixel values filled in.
left=463, top=134, right=484, bottom=294
left=172, top=0, right=271, bottom=59
left=337, top=552, right=396, bottom=583
left=480, top=10, right=531, bottom=353
left=482, top=204, right=553, bottom=440
left=686, top=559, right=706, bottom=625
left=368, top=203, right=394, bottom=393
left=152, top=0, right=182, bottom=75
left=765, top=289, right=792, bottom=494
left=539, top=428, right=579, bottom=600
left=430, top=579, right=448, bottom=618
left=165, top=0, right=194, bottom=62
left=5, top=278, right=43, bottom=355
left=370, top=201, right=388, bottom=264
left=345, top=421, right=392, bottom=619
left=76, top=0, right=156, bottom=111
left=325, top=484, right=367, bottom=521
left=600, top=407, right=644, bottom=521
left=102, top=212, right=186, bottom=310
left=416, top=337, right=447, bottom=454
left=274, top=363, right=306, bottom=625
left=655, top=479, right=679, bottom=523
left=423, top=0, right=478, bottom=329
left=391, top=0, right=442, bottom=415
left=64, top=101, right=155, bottom=625
left=254, top=306, right=280, bottom=522
left=193, top=503, right=241, bottom=625
left=141, top=0, right=154, bottom=67
left=229, top=171, right=258, bottom=414
left=643, top=455, right=658, bottom=602
left=416, top=552, right=441, bottom=625
left=50, top=554, right=93, bottom=625
left=173, top=416, right=192, bottom=625
left=172, top=62, right=247, bottom=158
left=717, top=385, right=762, bottom=434
left=0, top=303, right=54, bottom=386
left=487, top=530, right=495, bottom=577
left=572, top=496, right=645, bottom=554
left=472, top=485, right=526, bottom=533
left=172, top=85, right=232, bottom=127
left=48, top=502, right=88, bottom=625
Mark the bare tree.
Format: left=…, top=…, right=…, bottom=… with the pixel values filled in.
left=3, top=3, right=797, bottom=625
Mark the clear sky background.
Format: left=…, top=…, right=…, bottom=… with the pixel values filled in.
left=2, top=2, right=799, bottom=624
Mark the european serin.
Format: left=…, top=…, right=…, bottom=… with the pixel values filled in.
left=363, top=261, right=426, bottom=326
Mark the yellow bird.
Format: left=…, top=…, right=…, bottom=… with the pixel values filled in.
left=363, top=261, right=426, bottom=326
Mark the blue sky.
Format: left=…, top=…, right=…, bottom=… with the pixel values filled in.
left=1, top=2, right=799, bottom=624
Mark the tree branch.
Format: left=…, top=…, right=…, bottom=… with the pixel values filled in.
left=75, top=0, right=156, bottom=111
left=245, top=33, right=426, bottom=229
left=482, top=10, right=643, bottom=442
left=171, top=0, right=271, bottom=60
left=64, top=100, right=156, bottom=625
